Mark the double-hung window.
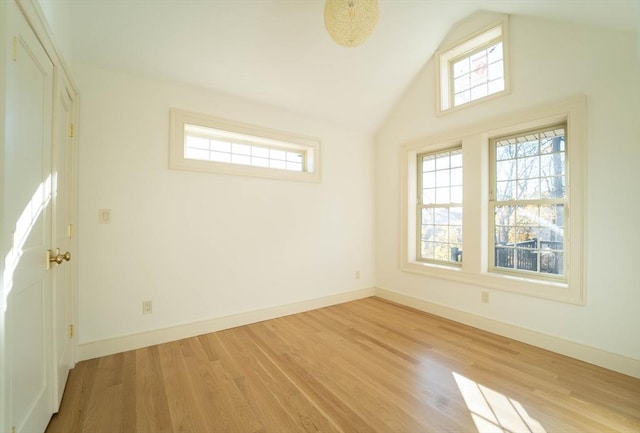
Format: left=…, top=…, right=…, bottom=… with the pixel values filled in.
left=417, top=147, right=463, bottom=264
left=402, top=97, right=586, bottom=304
left=490, top=125, right=566, bottom=279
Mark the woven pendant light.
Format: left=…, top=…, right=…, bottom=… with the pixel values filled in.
left=324, top=0, right=379, bottom=48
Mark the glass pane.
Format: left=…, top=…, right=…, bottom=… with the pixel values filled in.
left=270, top=159, right=286, bottom=169
left=540, top=176, right=565, bottom=198
left=435, top=170, right=450, bottom=187
left=184, top=147, right=209, bottom=161
left=232, top=143, right=251, bottom=156
left=270, top=149, right=286, bottom=161
left=496, top=181, right=516, bottom=201
left=496, top=143, right=515, bottom=160
left=231, top=154, right=250, bottom=165
left=454, top=75, right=471, bottom=92
left=494, top=246, right=514, bottom=268
left=516, top=178, right=540, bottom=200
left=449, top=226, right=463, bottom=243
left=434, top=208, right=449, bottom=225
left=423, top=188, right=435, bottom=204
left=186, top=136, right=210, bottom=150
left=450, top=152, right=462, bottom=168
left=210, top=140, right=231, bottom=153
left=450, top=186, right=462, bottom=203
left=422, top=155, right=435, bottom=172
left=421, top=241, right=435, bottom=259
left=516, top=248, right=538, bottom=272
left=287, top=152, right=303, bottom=162
left=421, top=224, right=435, bottom=242
left=210, top=151, right=231, bottom=163
left=540, top=153, right=565, bottom=177
left=470, top=84, right=488, bottom=100
left=423, top=172, right=435, bottom=188
left=435, top=187, right=450, bottom=204
left=451, top=167, right=462, bottom=186
left=496, top=160, right=515, bottom=181
left=434, top=243, right=450, bottom=261
left=453, top=57, right=470, bottom=78
left=421, top=208, right=434, bottom=224
left=454, top=91, right=471, bottom=106
left=251, top=146, right=269, bottom=158
left=251, top=157, right=269, bottom=167
left=517, top=156, right=540, bottom=179
left=488, top=60, right=503, bottom=80
left=517, top=140, right=539, bottom=158
left=286, top=162, right=303, bottom=171
left=487, top=42, right=503, bottom=63
left=436, top=155, right=450, bottom=170
left=450, top=207, right=462, bottom=225
left=488, top=78, right=504, bottom=94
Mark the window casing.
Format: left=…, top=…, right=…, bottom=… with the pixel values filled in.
left=170, top=109, right=321, bottom=182
left=437, top=17, right=509, bottom=114
left=417, top=147, right=463, bottom=265
left=401, top=97, right=586, bottom=304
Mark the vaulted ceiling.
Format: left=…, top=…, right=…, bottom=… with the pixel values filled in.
left=66, top=0, right=638, bottom=133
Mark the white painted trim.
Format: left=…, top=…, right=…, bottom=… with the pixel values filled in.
left=375, top=287, right=640, bottom=379
left=77, top=288, right=375, bottom=361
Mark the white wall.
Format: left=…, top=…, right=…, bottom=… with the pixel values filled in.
left=75, top=64, right=374, bottom=346
left=36, top=0, right=73, bottom=66
left=375, top=13, right=640, bottom=361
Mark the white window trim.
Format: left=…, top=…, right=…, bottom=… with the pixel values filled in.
left=169, top=109, right=321, bottom=183
left=436, top=16, right=511, bottom=115
left=401, top=96, right=586, bottom=304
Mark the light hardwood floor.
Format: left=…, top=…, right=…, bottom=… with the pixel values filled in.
left=46, top=297, right=640, bottom=433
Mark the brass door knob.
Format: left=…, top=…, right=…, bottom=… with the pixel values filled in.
left=48, top=249, right=71, bottom=266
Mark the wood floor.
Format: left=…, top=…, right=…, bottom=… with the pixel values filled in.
left=46, top=297, right=640, bottom=433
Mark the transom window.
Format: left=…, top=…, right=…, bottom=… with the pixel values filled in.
left=417, top=147, right=463, bottom=264
left=184, top=124, right=306, bottom=172
left=169, top=109, right=321, bottom=182
left=490, top=125, right=566, bottom=278
left=437, top=18, right=509, bottom=113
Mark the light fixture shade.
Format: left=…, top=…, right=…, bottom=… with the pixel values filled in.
left=324, top=0, right=379, bottom=48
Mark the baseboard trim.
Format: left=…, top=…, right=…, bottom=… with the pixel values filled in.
left=77, top=287, right=376, bottom=361
left=375, top=287, right=640, bottom=379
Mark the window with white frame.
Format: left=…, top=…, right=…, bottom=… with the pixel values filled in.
left=401, top=97, right=586, bottom=304
left=437, top=18, right=508, bottom=113
left=170, top=109, right=321, bottom=182
left=490, top=125, right=566, bottom=278
left=417, top=147, right=463, bottom=264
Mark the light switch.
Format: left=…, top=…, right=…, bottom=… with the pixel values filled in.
left=99, top=208, right=111, bottom=224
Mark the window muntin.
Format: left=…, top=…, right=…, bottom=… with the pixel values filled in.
left=418, top=147, right=463, bottom=264
left=451, top=40, right=504, bottom=108
left=490, top=125, right=566, bottom=278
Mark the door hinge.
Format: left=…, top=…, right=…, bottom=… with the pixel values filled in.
left=69, top=123, right=75, bottom=138
left=69, top=324, right=74, bottom=338
left=67, top=224, right=74, bottom=238
left=12, top=36, right=18, bottom=61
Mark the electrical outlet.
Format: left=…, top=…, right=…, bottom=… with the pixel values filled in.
left=142, top=300, right=153, bottom=314
left=355, top=270, right=361, bottom=279
left=481, top=291, right=489, bottom=304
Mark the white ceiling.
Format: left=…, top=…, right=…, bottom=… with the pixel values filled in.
left=67, top=0, right=638, bottom=134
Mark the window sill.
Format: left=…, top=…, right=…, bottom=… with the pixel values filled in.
left=401, top=260, right=583, bottom=305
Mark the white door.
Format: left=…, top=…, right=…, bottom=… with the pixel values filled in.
left=5, top=2, right=56, bottom=432
left=52, top=75, right=76, bottom=409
